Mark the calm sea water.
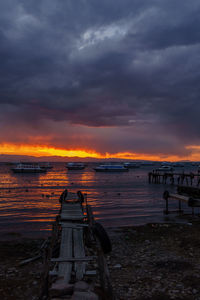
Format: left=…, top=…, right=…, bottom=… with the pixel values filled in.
left=0, top=162, right=198, bottom=238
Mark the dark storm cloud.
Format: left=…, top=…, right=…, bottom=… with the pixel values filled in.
left=1, top=0, right=200, bottom=154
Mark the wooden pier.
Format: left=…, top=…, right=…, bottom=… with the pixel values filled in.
left=40, top=189, right=113, bottom=300
left=148, top=171, right=200, bottom=186
left=163, top=190, right=200, bottom=215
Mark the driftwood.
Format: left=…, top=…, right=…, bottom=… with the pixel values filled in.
left=39, top=219, right=60, bottom=299
left=19, top=239, right=49, bottom=266
left=19, top=254, right=42, bottom=266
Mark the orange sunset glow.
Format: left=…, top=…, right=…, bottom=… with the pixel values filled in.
left=0, top=143, right=199, bottom=162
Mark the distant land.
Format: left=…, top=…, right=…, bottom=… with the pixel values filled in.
left=0, top=154, right=192, bottom=163
left=0, top=154, right=103, bottom=162
left=0, top=154, right=129, bottom=163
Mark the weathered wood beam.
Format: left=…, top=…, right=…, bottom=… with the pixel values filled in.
left=74, top=228, right=86, bottom=280
left=51, top=256, right=94, bottom=262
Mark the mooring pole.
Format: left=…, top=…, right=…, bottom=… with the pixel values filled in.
left=178, top=199, right=182, bottom=213
left=163, top=190, right=169, bottom=214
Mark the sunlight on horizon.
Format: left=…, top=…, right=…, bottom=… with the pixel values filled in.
left=0, top=143, right=199, bottom=162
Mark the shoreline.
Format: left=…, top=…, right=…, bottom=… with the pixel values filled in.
left=1, top=221, right=200, bottom=299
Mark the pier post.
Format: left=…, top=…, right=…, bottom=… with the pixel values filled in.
left=178, top=200, right=182, bottom=214
left=148, top=172, right=152, bottom=183
left=163, top=191, right=169, bottom=214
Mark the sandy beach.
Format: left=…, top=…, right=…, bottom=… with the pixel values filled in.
left=1, top=220, right=200, bottom=300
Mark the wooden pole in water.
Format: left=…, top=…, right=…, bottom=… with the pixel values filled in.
left=148, top=172, right=151, bottom=183
left=163, top=191, right=169, bottom=214
left=178, top=200, right=182, bottom=213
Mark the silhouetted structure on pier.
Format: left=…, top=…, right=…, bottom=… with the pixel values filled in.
left=148, top=171, right=200, bottom=186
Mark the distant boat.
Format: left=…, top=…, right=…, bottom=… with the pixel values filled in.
left=40, top=162, right=53, bottom=169
left=192, top=162, right=199, bottom=166
left=66, top=162, right=85, bottom=170
left=156, top=166, right=173, bottom=172
left=141, top=162, right=155, bottom=166
left=124, top=162, right=140, bottom=169
left=11, top=163, right=47, bottom=173
left=172, top=162, right=184, bottom=167
left=94, top=164, right=129, bottom=172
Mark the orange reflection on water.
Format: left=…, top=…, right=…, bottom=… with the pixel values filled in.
left=80, top=170, right=94, bottom=181
left=38, top=169, right=70, bottom=188
left=65, top=167, right=95, bottom=188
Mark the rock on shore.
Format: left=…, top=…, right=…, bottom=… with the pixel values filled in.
left=0, top=237, right=43, bottom=300
left=107, top=222, right=200, bottom=300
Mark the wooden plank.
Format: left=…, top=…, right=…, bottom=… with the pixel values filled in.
left=62, top=204, right=80, bottom=207
left=58, top=228, right=72, bottom=283
left=62, top=208, right=82, bottom=212
left=51, top=257, right=93, bottom=262
left=60, top=223, right=88, bottom=228
left=169, top=193, right=189, bottom=203
left=60, top=215, right=84, bottom=221
left=61, top=211, right=83, bottom=216
left=61, top=213, right=84, bottom=217
left=166, top=192, right=200, bottom=207
left=61, top=209, right=83, bottom=215
left=62, top=202, right=82, bottom=209
left=73, top=228, right=86, bottom=280
left=61, top=204, right=84, bottom=219
left=64, top=206, right=82, bottom=212
left=62, top=206, right=82, bottom=211
left=66, top=192, right=77, bottom=199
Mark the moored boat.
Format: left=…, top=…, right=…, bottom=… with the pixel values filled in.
left=124, top=162, right=140, bottom=169
left=11, top=163, right=47, bottom=173
left=156, top=166, right=173, bottom=172
left=66, top=162, right=85, bottom=170
left=172, top=162, right=184, bottom=168
left=140, top=162, right=155, bottom=166
left=40, top=162, right=53, bottom=169
left=94, top=164, right=129, bottom=172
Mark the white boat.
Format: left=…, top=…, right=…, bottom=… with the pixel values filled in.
left=124, top=162, right=140, bottom=169
left=94, top=164, right=129, bottom=172
left=11, top=163, right=47, bottom=173
left=66, top=162, right=85, bottom=170
left=156, top=166, right=173, bottom=172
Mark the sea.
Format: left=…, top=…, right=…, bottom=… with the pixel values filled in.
left=0, top=162, right=199, bottom=239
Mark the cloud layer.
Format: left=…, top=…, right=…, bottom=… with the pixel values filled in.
left=1, top=0, right=200, bottom=158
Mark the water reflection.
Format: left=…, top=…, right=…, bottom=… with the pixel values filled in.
left=0, top=162, right=197, bottom=238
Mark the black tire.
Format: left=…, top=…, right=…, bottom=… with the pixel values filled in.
left=92, top=222, right=112, bottom=254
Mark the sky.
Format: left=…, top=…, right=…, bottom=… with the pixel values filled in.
left=1, top=0, right=200, bottom=161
